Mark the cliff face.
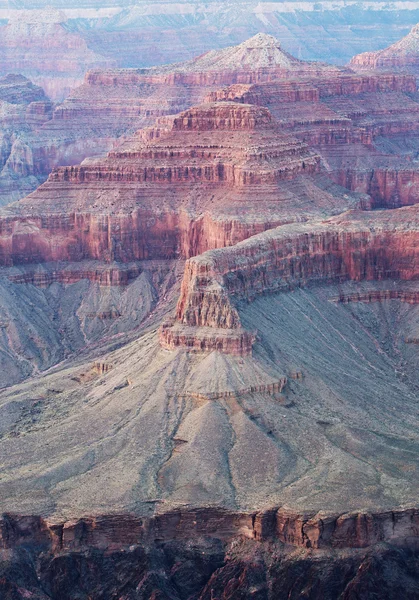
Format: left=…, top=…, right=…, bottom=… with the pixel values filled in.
left=1, top=526, right=418, bottom=600
left=209, top=73, right=419, bottom=209
left=164, top=207, right=419, bottom=354
left=350, top=22, right=419, bottom=75
left=2, top=506, right=419, bottom=553
left=0, top=33, right=349, bottom=206
left=8, top=33, right=419, bottom=210
left=0, top=101, right=363, bottom=268
left=0, top=74, right=54, bottom=205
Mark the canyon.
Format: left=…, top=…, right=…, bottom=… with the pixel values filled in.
left=0, top=27, right=419, bottom=599
left=3, top=1, right=419, bottom=71
left=0, top=8, right=114, bottom=101
left=5, top=30, right=419, bottom=209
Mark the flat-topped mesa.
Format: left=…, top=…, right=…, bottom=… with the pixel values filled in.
left=350, top=23, right=419, bottom=73
left=161, top=206, right=419, bottom=354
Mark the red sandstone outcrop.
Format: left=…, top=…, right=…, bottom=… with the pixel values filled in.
left=205, top=72, right=419, bottom=209
left=162, top=206, right=419, bottom=353
left=0, top=34, right=351, bottom=205
left=1, top=505, right=419, bottom=552
left=0, top=102, right=362, bottom=270
left=8, top=33, right=419, bottom=209
left=350, top=23, right=419, bottom=75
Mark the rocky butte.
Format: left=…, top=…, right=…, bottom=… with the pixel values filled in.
left=351, top=21, right=419, bottom=76
left=0, top=33, right=349, bottom=207
left=1, top=33, right=419, bottom=598
left=6, top=32, right=419, bottom=210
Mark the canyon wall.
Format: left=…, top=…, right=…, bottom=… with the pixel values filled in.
left=1, top=505, right=419, bottom=552
left=350, top=22, right=419, bottom=75
left=162, top=209, right=419, bottom=354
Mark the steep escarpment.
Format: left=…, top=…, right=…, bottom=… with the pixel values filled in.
left=1, top=531, right=419, bottom=599
left=10, top=33, right=419, bottom=211
left=0, top=33, right=350, bottom=206
left=0, top=102, right=363, bottom=267
left=164, top=207, right=419, bottom=353
left=350, top=22, right=419, bottom=75
left=209, top=72, right=419, bottom=209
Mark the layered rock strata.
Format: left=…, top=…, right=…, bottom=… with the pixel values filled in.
left=7, top=33, right=416, bottom=208
left=0, top=74, right=53, bottom=205
left=213, top=72, right=419, bottom=209
left=1, top=506, right=419, bottom=552
left=0, top=102, right=362, bottom=268
left=0, top=8, right=114, bottom=101
left=350, top=22, right=419, bottom=75
left=163, top=207, right=419, bottom=353
left=0, top=34, right=352, bottom=205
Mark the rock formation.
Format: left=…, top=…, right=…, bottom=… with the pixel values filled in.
left=0, top=101, right=363, bottom=269
left=213, top=70, right=419, bottom=209
left=8, top=32, right=419, bottom=211
left=163, top=206, right=419, bottom=353
left=350, top=22, right=419, bottom=75
left=0, top=8, right=114, bottom=101
left=0, top=33, right=349, bottom=206
left=0, top=74, right=53, bottom=205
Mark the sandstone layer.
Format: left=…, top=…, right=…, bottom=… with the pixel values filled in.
left=8, top=32, right=419, bottom=211
left=0, top=101, right=362, bottom=269
left=209, top=72, right=419, bottom=210
left=350, top=21, right=419, bottom=75
left=0, top=33, right=350, bottom=206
